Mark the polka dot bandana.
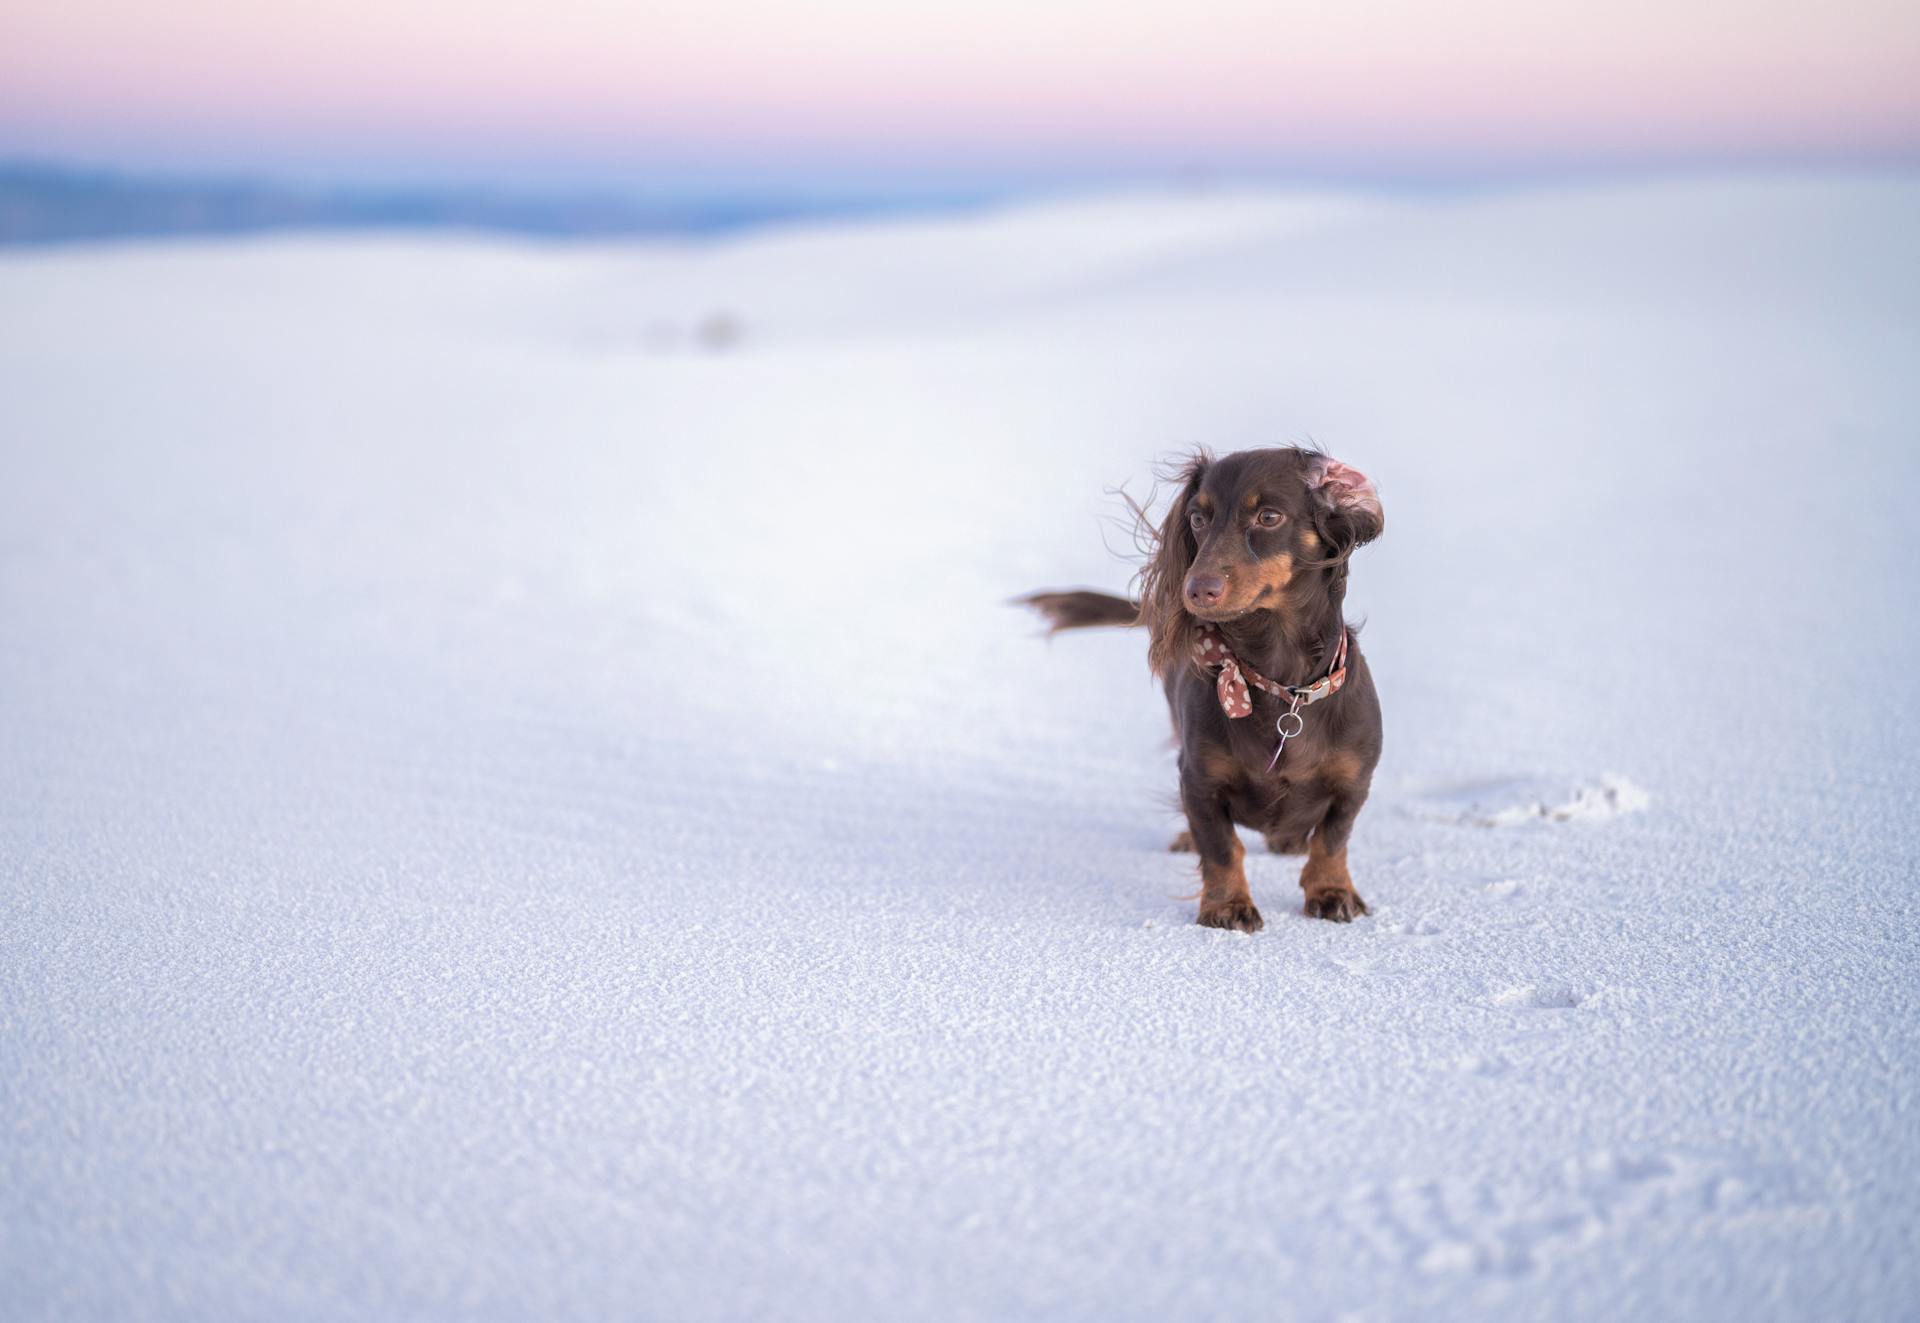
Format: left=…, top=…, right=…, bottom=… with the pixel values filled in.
left=1194, top=623, right=1350, bottom=721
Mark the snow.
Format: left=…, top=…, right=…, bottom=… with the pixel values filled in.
left=3, top=174, right=1918, bottom=1320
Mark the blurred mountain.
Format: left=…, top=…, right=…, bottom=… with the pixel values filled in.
left=0, top=162, right=980, bottom=244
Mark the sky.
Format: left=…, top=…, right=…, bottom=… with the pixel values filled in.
left=2, top=0, right=1917, bottom=189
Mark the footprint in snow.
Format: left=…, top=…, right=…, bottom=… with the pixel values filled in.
left=1377, top=917, right=1444, bottom=941
left=1329, top=1150, right=1814, bottom=1279
left=1491, top=981, right=1595, bottom=1011
left=1452, top=1054, right=1511, bottom=1077
left=1406, top=773, right=1649, bottom=828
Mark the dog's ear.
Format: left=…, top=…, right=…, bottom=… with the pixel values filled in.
left=1138, top=452, right=1209, bottom=678
left=1307, top=456, right=1383, bottom=557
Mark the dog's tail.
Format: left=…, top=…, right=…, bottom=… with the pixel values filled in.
left=1015, top=589, right=1140, bottom=633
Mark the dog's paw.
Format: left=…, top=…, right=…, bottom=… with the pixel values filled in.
left=1304, top=889, right=1370, bottom=923
left=1169, top=830, right=1196, bottom=853
left=1197, top=899, right=1265, bottom=933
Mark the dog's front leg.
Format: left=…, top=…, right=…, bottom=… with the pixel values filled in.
left=1300, top=792, right=1370, bottom=922
left=1181, top=768, right=1262, bottom=932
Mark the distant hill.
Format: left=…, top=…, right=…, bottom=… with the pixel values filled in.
left=0, top=162, right=989, bottom=245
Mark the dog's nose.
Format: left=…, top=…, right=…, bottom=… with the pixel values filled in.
left=1184, top=573, right=1226, bottom=608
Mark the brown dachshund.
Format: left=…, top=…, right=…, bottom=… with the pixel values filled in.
left=1023, top=447, right=1385, bottom=930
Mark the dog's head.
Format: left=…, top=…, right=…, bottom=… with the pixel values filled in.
left=1139, top=447, right=1383, bottom=677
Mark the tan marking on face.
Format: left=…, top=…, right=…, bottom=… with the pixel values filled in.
left=1254, top=552, right=1295, bottom=598
left=1299, top=530, right=1321, bottom=552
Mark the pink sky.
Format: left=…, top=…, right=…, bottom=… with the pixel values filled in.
left=3, top=0, right=1916, bottom=180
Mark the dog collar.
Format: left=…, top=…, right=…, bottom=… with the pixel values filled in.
left=1194, top=624, right=1351, bottom=769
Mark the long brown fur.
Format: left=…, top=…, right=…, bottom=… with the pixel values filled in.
left=1134, top=452, right=1213, bottom=680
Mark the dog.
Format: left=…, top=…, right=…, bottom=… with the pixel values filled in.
left=1022, top=447, right=1384, bottom=930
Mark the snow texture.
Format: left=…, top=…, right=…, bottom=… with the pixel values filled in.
left=3, top=176, right=1918, bottom=1321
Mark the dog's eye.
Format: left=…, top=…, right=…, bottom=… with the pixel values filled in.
left=1256, top=508, right=1286, bottom=528
left=1189, top=510, right=1209, bottom=531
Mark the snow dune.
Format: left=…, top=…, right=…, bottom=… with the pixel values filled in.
left=3, top=175, right=1918, bottom=1320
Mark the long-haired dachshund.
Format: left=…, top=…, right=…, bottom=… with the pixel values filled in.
left=1023, top=447, right=1385, bottom=931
